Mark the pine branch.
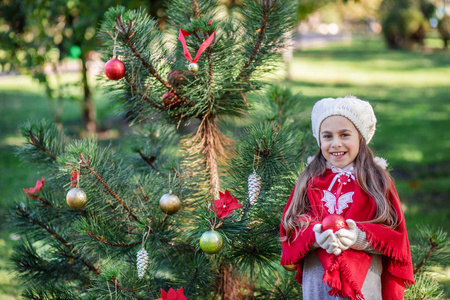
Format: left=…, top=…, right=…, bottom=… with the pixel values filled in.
left=276, top=286, right=287, bottom=300
left=16, top=206, right=100, bottom=275
left=33, top=196, right=52, bottom=207
left=136, top=183, right=150, bottom=202
left=138, top=150, right=159, bottom=172
left=124, top=76, right=165, bottom=110
left=28, top=130, right=58, bottom=161
left=236, top=0, right=273, bottom=83
left=85, top=230, right=142, bottom=247
left=79, top=152, right=141, bottom=223
left=414, top=237, right=440, bottom=274
left=207, top=46, right=214, bottom=104
left=219, top=0, right=273, bottom=102
left=115, top=15, right=191, bottom=106
left=192, top=0, right=200, bottom=18
left=111, top=277, right=144, bottom=299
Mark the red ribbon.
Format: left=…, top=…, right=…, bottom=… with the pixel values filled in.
left=178, top=28, right=215, bottom=63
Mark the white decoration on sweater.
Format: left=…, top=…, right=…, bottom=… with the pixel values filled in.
left=321, top=190, right=354, bottom=214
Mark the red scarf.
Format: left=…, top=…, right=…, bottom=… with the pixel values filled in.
left=280, top=169, right=414, bottom=300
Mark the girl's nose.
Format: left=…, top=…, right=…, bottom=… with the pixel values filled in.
left=331, top=138, right=342, bottom=147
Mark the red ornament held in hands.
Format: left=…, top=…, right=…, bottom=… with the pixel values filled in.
left=322, top=214, right=348, bottom=232
left=104, top=58, right=125, bottom=80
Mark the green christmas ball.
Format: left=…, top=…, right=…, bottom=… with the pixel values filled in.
left=66, top=188, right=88, bottom=209
left=159, top=192, right=181, bottom=215
left=199, top=230, right=223, bottom=254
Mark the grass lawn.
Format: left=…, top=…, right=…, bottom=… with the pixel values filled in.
left=0, top=36, right=449, bottom=297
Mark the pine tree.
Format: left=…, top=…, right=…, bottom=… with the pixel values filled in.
left=9, top=0, right=449, bottom=299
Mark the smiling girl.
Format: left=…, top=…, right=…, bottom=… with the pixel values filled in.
left=280, top=96, right=414, bottom=299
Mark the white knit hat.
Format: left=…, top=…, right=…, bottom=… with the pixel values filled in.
left=311, top=95, right=376, bottom=145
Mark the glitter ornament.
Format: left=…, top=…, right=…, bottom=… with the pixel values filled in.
left=248, top=172, right=262, bottom=205
left=136, top=248, right=149, bottom=279
left=104, top=58, right=125, bottom=80
left=199, top=230, right=223, bottom=254
left=159, top=191, right=181, bottom=215
left=66, top=188, right=88, bottom=209
left=322, top=214, right=348, bottom=232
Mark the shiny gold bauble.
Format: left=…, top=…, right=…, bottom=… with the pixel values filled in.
left=159, top=191, right=181, bottom=215
left=282, top=264, right=298, bottom=272
left=188, top=62, right=199, bottom=73
left=199, top=230, right=223, bottom=254
left=66, top=188, right=88, bottom=209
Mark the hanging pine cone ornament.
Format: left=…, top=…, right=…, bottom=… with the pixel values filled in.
left=66, top=188, right=88, bottom=209
left=248, top=172, right=262, bottom=205
left=136, top=248, right=149, bottom=279
left=159, top=191, right=181, bottom=215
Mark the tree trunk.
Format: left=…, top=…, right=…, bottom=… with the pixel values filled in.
left=80, top=54, right=96, bottom=134
left=217, top=265, right=255, bottom=300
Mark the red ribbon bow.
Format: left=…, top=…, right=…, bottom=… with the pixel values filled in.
left=178, top=23, right=215, bottom=63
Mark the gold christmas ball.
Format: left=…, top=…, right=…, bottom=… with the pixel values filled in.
left=66, top=188, right=88, bottom=209
left=282, top=264, right=297, bottom=272
left=159, top=192, right=181, bottom=215
left=188, top=62, right=198, bottom=73
left=199, top=230, right=223, bottom=254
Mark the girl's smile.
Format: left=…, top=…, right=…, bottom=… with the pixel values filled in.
left=319, top=116, right=360, bottom=169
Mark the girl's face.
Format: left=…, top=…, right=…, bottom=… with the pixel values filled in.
left=319, top=115, right=360, bottom=169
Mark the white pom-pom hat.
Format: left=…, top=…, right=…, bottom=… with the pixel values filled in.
left=311, top=95, right=377, bottom=145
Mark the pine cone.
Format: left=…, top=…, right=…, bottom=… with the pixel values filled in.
left=136, top=248, right=149, bottom=279
left=248, top=172, right=262, bottom=205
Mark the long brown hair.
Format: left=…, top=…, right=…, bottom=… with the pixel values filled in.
left=281, top=138, right=399, bottom=241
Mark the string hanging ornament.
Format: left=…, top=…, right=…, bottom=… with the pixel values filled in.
left=105, top=30, right=126, bottom=80
left=66, top=163, right=88, bottom=209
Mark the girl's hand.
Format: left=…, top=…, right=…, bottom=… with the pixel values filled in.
left=313, top=224, right=342, bottom=255
left=335, top=219, right=358, bottom=250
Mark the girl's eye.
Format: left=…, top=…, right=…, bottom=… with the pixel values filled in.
left=323, top=134, right=332, bottom=139
left=341, top=133, right=349, bottom=137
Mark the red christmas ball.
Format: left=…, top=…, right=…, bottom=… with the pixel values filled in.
left=162, top=92, right=181, bottom=108
left=104, top=59, right=125, bottom=80
left=322, top=214, right=348, bottom=232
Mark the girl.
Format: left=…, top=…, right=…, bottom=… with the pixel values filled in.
left=280, top=96, right=414, bottom=300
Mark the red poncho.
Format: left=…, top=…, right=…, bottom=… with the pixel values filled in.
left=280, top=169, right=414, bottom=300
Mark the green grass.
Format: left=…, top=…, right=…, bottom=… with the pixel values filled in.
left=0, top=36, right=449, bottom=297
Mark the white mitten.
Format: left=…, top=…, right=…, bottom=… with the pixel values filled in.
left=313, top=224, right=342, bottom=255
left=335, top=219, right=358, bottom=250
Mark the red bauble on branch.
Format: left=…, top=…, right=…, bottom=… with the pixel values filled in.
left=104, top=58, right=125, bottom=80
left=162, top=92, right=181, bottom=108
left=322, top=214, right=348, bottom=232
